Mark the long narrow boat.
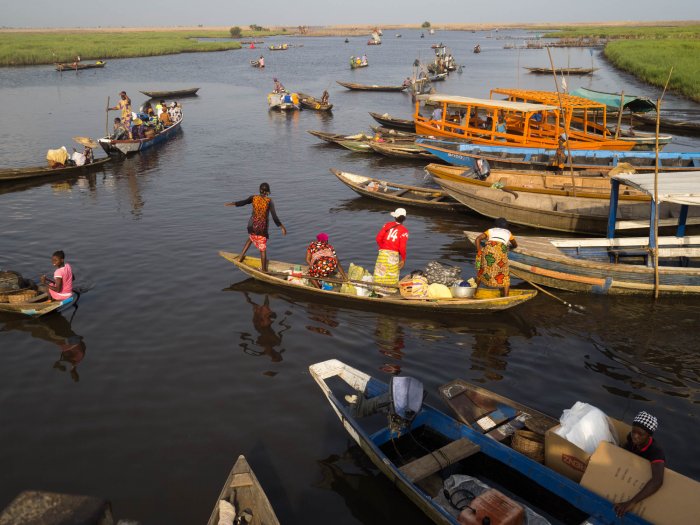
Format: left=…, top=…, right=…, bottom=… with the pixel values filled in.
left=330, top=169, right=465, bottom=211
left=368, top=112, right=416, bottom=131
left=98, top=117, right=183, bottom=156
left=0, top=292, right=79, bottom=318
left=463, top=172, right=700, bottom=295
left=297, top=92, right=333, bottom=111
left=370, top=125, right=419, bottom=138
left=307, top=130, right=368, bottom=145
left=416, top=138, right=700, bottom=173
left=633, top=113, right=700, bottom=137
left=336, top=136, right=416, bottom=153
left=0, top=157, right=110, bottom=183
left=55, top=61, right=105, bottom=71
left=368, top=142, right=437, bottom=160
left=337, top=81, right=407, bottom=92
left=219, top=252, right=537, bottom=312
left=309, top=359, right=649, bottom=525
left=206, top=455, right=280, bottom=525
left=139, top=87, right=199, bottom=98
left=525, top=66, right=598, bottom=75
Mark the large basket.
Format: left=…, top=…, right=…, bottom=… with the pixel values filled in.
left=7, top=290, right=38, bottom=304
left=511, top=429, right=545, bottom=463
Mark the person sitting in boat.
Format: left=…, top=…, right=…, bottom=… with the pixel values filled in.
left=496, top=116, right=507, bottom=140
left=168, top=102, right=182, bottom=123
left=273, top=78, right=286, bottom=93
left=159, top=106, right=173, bottom=128
left=46, top=146, right=71, bottom=168
left=305, top=232, right=348, bottom=289
left=156, top=100, right=167, bottom=117
left=320, top=90, right=329, bottom=105
left=614, top=411, right=666, bottom=517
left=374, top=208, right=409, bottom=287
left=402, top=77, right=411, bottom=88
left=258, top=55, right=265, bottom=68
left=112, top=117, right=130, bottom=140
left=361, top=54, right=368, bottom=66
left=130, top=118, right=145, bottom=139
left=40, top=250, right=74, bottom=302
left=431, top=106, right=443, bottom=122
left=83, top=145, right=94, bottom=164
left=225, top=182, right=287, bottom=273
left=70, top=148, right=86, bottom=167
left=474, top=218, right=517, bottom=297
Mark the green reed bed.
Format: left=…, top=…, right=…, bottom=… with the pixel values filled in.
left=542, top=24, right=700, bottom=40
left=604, top=40, right=700, bottom=102
left=0, top=30, right=246, bottom=66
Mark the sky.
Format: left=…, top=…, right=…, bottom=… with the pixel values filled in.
left=3, top=0, right=700, bottom=28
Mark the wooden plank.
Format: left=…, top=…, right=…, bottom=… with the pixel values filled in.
left=399, top=437, right=480, bottom=483
left=616, top=217, right=700, bottom=230
left=230, top=472, right=254, bottom=488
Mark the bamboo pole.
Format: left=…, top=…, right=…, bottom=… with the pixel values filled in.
left=654, top=67, right=674, bottom=299
left=105, top=96, right=110, bottom=138
left=614, top=90, right=625, bottom=139
left=546, top=46, right=576, bottom=197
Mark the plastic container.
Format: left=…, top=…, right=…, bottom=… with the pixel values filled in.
left=451, top=285, right=476, bottom=298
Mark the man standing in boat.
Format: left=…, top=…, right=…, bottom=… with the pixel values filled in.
left=225, top=182, right=286, bottom=273
left=108, top=91, right=132, bottom=131
left=373, top=208, right=409, bottom=287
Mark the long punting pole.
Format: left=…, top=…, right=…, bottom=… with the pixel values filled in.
left=614, top=90, right=625, bottom=139
left=654, top=68, right=674, bottom=299
left=546, top=46, right=576, bottom=197
left=105, top=96, right=110, bottom=138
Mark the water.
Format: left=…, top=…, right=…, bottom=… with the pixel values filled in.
left=1, top=30, right=699, bottom=524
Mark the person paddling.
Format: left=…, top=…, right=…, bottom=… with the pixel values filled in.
left=225, top=183, right=286, bottom=273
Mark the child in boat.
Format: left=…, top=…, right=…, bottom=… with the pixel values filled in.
left=474, top=218, right=517, bottom=297
left=225, top=182, right=287, bottom=273
left=40, top=250, right=74, bottom=301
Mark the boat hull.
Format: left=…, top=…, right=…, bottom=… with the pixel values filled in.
left=99, top=118, right=182, bottom=156
left=0, top=157, right=110, bottom=183
left=0, top=293, right=78, bottom=317
left=139, top=88, right=199, bottom=98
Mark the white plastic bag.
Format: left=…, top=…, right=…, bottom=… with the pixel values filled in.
left=554, top=401, right=618, bottom=454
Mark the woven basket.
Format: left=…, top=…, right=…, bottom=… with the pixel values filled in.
left=512, top=429, right=545, bottom=463
left=7, top=290, right=38, bottom=304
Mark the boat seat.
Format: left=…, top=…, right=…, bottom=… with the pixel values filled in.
left=399, top=437, right=480, bottom=483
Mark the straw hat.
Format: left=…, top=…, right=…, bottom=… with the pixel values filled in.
left=73, top=136, right=98, bottom=149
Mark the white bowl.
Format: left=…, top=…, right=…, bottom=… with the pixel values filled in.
left=451, top=285, right=476, bottom=298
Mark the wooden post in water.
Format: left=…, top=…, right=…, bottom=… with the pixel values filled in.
left=653, top=68, right=674, bottom=299
left=614, top=90, right=625, bottom=139
left=546, top=46, right=576, bottom=197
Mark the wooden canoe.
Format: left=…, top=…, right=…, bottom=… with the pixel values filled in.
left=330, top=168, right=465, bottom=211
left=525, top=66, right=598, bottom=75
left=0, top=157, right=110, bottom=183
left=336, top=81, right=407, bottom=92
left=55, top=61, right=105, bottom=71
left=219, top=252, right=537, bottom=312
left=307, top=130, right=361, bottom=145
left=633, top=113, right=700, bottom=137
left=0, top=292, right=79, bottom=317
left=336, top=135, right=417, bottom=153
left=370, top=126, right=420, bottom=139
left=465, top=230, right=700, bottom=295
left=369, top=112, right=416, bottom=132
left=297, top=92, right=333, bottom=111
left=310, top=359, right=649, bottom=525
left=367, top=142, right=437, bottom=160
left=139, top=87, right=199, bottom=98
left=206, top=455, right=280, bottom=525
left=98, top=117, right=183, bottom=156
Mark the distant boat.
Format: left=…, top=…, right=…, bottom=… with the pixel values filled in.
left=369, top=111, right=416, bottom=132
left=344, top=38, right=349, bottom=43
left=336, top=81, right=406, bottom=92
left=396, top=34, right=402, bottom=38
left=473, top=44, right=481, bottom=53
left=525, top=66, right=598, bottom=75
left=297, top=92, right=333, bottom=111
left=420, top=33, right=425, bottom=38
left=139, top=87, right=199, bottom=98
left=55, top=60, right=105, bottom=71
left=267, top=92, right=300, bottom=111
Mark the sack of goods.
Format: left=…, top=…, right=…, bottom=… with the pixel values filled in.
left=427, top=282, right=452, bottom=299
left=424, top=260, right=462, bottom=286
left=399, top=272, right=429, bottom=299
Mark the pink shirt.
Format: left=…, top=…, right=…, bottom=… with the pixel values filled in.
left=50, top=263, right=73, bottom=301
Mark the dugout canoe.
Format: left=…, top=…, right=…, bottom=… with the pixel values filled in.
left=98, top=117, right=183, bottom=156
left=309, top=359, right=650, bottom=525
left=139, top=87, right=199, bottom=98
left=525, top=66, right=598, bottom=75
left=330, top=168, right=465, bottom=211
left=336, top=81, right=407, bottom=92
left=368, top=141, right=437, bottom=160
left=0, top=157, right=110, bottom=183
left=297, top=92, right=333, bottom=111
left=55, top=61, right=105, bottom=71
left=219, top=252, right=537, bottom=312
left=632, top=114, right=700, bottom=137
left=370, top=126, right=420, bottom=139
left=369, top=112, right=416, bottom=132
left=0, top=292, right=79, bottom=318
left=206, top=455, right=280, bottom=525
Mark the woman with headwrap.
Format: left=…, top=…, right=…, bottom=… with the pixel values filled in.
left=306, top=232, right=347, bottom=288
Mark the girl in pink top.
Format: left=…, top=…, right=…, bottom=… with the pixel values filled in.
left=41, top=250, right=73, bottom=301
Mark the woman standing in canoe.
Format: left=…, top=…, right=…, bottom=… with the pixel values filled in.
left=226, top=182, right=286, bottom=273
left=373, top=208, right=409, bottom=286
left=474, top=218, right=517, bottom=297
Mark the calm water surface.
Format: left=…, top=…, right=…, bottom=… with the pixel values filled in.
left=1, top=30, right=699, bottom=524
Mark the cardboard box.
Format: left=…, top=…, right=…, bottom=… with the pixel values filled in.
left=580, top=441, right=700, bottom=525
left=544, top=417, right=630, bottom=482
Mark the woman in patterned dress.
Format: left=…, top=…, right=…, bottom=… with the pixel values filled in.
left=226, top=182, right=286, bottom=272
left=474, top=217, right=518, bottom=297
left=305, top=232, right=347, bottom=289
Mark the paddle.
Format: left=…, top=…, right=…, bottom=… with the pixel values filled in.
left=520, top=277, right=586, bottom=313
left=266, top=270, right=399, bottom=290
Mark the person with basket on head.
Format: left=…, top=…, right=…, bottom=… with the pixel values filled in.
left=226, top=182, right=286, bottom=273
left=474, top=218, right=517, bottom=297
left=40, top=250, right=74, bottom=302
left=373, top=208, right=409, bottom=287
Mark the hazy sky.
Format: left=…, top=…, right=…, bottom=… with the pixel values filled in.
left=4, top=0, right=700, bottom=27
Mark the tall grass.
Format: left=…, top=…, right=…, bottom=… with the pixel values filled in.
left=0, top=31, right=249, bottom=66
left=604, top=40, right=700, bottom=102
left=542, top=25, right=700, bottom=40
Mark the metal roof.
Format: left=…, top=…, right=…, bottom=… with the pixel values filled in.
left=611, top=172, right=700, bottom=206
left=425, top=94, right=558, bottom=112
left=492, top=88, right=608, bottom=110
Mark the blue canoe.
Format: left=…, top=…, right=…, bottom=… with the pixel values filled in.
left=416, top=138, right=700, bottom=173
left=0, top=292, right=79, bottom=317
left=98, top=117, right=183, bottom=156
left=310, top=359, right=650, bottom=525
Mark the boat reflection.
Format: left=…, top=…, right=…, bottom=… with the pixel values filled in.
left=237, top=291, right=290, bottom=363
left=374, top=317, right=405, bottom=375
left=0, top=311, right=86, bottom=382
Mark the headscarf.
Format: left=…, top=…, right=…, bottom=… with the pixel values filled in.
left=316, top=232, right=329, bottom=242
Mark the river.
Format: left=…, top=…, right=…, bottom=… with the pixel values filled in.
left=1, top=29, right=699, bottom=524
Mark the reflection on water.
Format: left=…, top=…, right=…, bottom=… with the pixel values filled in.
left=237, top=291, right=290, bottom=364
left=0, top=309, right=86, bottom=382
left=374, top=317, right=405, bottom=375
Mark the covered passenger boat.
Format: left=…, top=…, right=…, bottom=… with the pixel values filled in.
left=309, top=359, right=651, bottom=525
left=465, top=171, right=700, bottom=295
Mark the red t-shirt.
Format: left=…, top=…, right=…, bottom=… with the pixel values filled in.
left=376, top=221, right=409, bottom=261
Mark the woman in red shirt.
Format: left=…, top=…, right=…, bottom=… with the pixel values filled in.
left=373, top=208, right=409, bottom=286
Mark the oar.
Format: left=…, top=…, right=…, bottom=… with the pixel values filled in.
left=266, top=270, right=399, bottom=290
left=521, top=277, right=586, bottom=313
